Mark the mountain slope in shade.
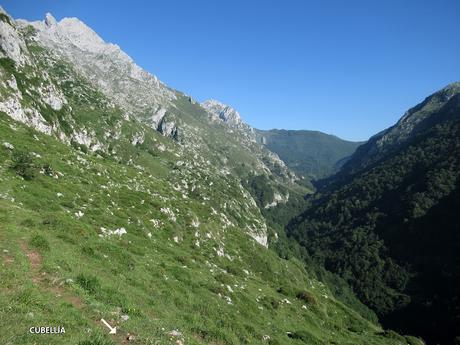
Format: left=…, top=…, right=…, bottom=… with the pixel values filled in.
left=255, top=129, right=363, bottom=179
left=288, top=83, right=460, bottom=345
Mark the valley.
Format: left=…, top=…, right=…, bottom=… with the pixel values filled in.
left=0, top=6, right=458, bottom=345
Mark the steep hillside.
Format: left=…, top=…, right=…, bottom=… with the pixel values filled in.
left=1, top=8, right=304, bottom=238
left=1, top=111, right=424, bottom=345
left=327, top=82, right=460, bottom=183
left=288, top=83, right=460, bottom=344
left=0, top=9, right=421, bottom=345
left=255, top=129, right=362, bottom=179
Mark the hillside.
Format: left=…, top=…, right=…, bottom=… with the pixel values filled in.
left=255, top=129, right=362, bottom=179
left=288, top=83, right=460, bottom=344
left=0, top=9, right=422, bottom=345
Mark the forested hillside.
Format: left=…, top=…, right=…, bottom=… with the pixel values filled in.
left=256, top=129, right=362, bottom=179
left=288, top=84, right=460, bottom=344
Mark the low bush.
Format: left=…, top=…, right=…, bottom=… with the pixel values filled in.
left=296, top=290, right=317, bottom=305
left=29, top=234, right=50, bottom=251
left=76, top=273, right=101, bottom=294
left=42, top=163, right=53, bottom=176
left=260, top=295, right=280, bottom=310
left=11, top=150, right=36, bottom=180
left=287, top=330, right=321, bottom=344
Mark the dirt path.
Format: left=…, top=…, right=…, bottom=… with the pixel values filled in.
left=19, top=241, right=84, bottom=308
left=19, top=241, right=42, bottom=283
left=19, top=240, right=134, bottom=344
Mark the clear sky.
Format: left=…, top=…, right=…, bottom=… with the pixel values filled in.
left=3, top=0, right=460, bottom=141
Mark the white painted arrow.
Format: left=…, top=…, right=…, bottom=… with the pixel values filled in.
left=101, top=318, right=117, bottom=334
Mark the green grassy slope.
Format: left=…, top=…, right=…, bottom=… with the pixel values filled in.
left=0, top=113, right=422, bottom=345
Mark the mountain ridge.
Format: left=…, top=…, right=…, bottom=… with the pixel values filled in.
left=288, top=82, right=460, bottom=344
left=255, top=128, right=363, bottom=179
left=340, top=82, right=460, bottom=175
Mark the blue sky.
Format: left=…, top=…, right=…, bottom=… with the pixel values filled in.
left=3, top=0, right=460, bottom=141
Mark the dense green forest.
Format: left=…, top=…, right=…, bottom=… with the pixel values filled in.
left=287, top=88, right=460, bottom=345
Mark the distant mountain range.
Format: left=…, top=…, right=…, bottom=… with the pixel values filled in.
left=255, top=129, right=363, bottom=179
left=199, top=100, right=363, bottom=181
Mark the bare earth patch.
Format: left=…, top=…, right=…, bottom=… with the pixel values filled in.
left=1, top=253, right=14, bottom=265
left=19, top=241, right=42, bottom=283
left=19, top=240, right=85, bottom=309
left=18, top=241, right=133, bottom=344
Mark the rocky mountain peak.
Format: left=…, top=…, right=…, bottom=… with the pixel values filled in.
left=201, top=99, right=243, bottom=126
left=58, top=17, right=109, bottom=53
left=0, top=9, right=29, bottom=65
left=31, top=15, right=108, bottom=54
left=44, top=12, right=57, bottom=28
left=15, top=12, right=175, bottom=120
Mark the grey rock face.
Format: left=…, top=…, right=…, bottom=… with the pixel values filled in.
left=0, top=12, right=29, bottom=65
left=19, top=13, right=175, bottom=123
left=201, top=99, right=243, bottom=126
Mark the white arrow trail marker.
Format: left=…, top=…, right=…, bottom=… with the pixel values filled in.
left=101, top=319, right=117, bottom=334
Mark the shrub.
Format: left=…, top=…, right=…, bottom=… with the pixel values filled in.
left=260, top=295, right=280, bottom=310
left=0, top=13, right=12, bottom=25
left=42, top=163, right=53, bottom=176
left=81, top=245, right=96, bottom=257
left=276, top=285, right=296, bottom=297
left=121, top=305, right=142, bottom=316
left=11, top=150, right=36, bottom=180
left=0, top=57, right=15, bottom=74
left=20, top=218, right=35, bottom=227
left=29, top=234, right=50, bottom=251
left=380, top=330, right=407, bottom=342
left=405, top=335, right=424, bottom=345
left=296, top=290, right=317, bottom=305
left=225, top=263, right=244, bottom=276
left=287, top=330, right=321, bottom=344
left=215, top=272, right=233, bottom=285
left=76, top=273, right=101, bottom=294
left=209, top=284, right=227, bottom=295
